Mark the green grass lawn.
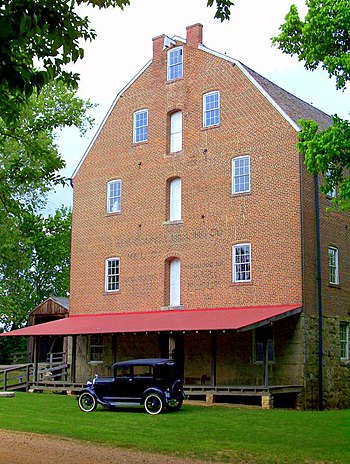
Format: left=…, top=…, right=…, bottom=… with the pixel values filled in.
left=0, top=392, right=349, bottom=463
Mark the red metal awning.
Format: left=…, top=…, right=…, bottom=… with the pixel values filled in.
left=0, top=304, right=302, bottom=337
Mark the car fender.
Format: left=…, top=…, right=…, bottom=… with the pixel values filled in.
left=77, top=386, right=108, bottom=407
left=141, top=387, right=166, bottom=404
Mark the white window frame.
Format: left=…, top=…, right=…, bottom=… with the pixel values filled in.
left=133, top=109, right=148, bottom=143
left=340, top=322, right=349, bottom=360
left=232, top=155, right=251, bottom=194
left=232, top=243, right=251, bottom=283
left=203, top=91, right=220, bottom=128
left=169, top=177, right=182, bottom=222
left=107, top=179, right=122, bottom=214
left=170, top=111, right=182, bottom=153
left=328, top=246, right=339, bottom=285
left=167, top=47, right=183, bottom=81
left=105, top=257, right=120, bottom=292
left=169, top=258, right=181, bottom=306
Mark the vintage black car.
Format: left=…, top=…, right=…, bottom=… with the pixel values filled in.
left=77, top=358, right=185, bottom=415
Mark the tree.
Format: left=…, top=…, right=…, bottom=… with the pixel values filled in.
left=0, top=80, right=94, bottom=217
left=0, top=207, right=72, bottom=331
left=0, top=0, right=230, bottom=122
left=0, top=80, right=94, bottom=330
left=272, top=0, right=350, bottom=91
left=0, top=1, right=128, bottom=115
left=272, top=0, right=350, bottom=208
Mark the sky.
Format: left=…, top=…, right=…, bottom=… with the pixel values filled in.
left=46, top=0, right=349, bottom=213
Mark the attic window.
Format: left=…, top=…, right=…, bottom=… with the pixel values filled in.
left=167, top=47, right=183, bottom=81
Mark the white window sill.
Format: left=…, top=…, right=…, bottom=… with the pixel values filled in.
left=163, top=220, right=183, bottom=226
left=160, top=305, right=184, bottom=311
left=89, top=361, right=103, bottom=365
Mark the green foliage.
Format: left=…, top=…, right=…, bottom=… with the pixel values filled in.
left=0, top=336, right=27, bottom=364
left=273, top=0, right=350, bottom=208
left=0, top=81, right=94, bottom=330
left=0, top=0, right=129, bottom=97
left=0, top=207, right=72, bottom=331
left=0, top=80, right=94, bottom=215
left=299, top=116, right=350, bottom=208
left=0, top=394, right=349, bottom=463
left=207, top=0, right=234, bottom=21
left=273, top=0, right=350, bottom=90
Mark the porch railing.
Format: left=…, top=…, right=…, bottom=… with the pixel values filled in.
left=0, top=364, right=33, bottom=391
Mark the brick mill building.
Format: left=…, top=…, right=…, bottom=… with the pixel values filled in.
left=5, top=24, right=350, bottom=409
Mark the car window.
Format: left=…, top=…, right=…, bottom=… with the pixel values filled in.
left=115, top=366, right=131, bottom=377
left=133, top=365, right=153, bottom=378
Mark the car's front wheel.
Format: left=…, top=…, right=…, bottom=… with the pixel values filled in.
left=78, top=392, right=97, bottom=412
left=144, top=393, right=163, bottom=415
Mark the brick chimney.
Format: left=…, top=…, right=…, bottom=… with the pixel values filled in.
left=152, top=34, right=165, bottom=62
left=186, top=23, right=203, bottom=47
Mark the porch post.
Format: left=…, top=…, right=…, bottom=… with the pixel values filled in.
left=32, top=337, right=38, bottom=382
left=112, top=333, right=117, bottom=364
left=70, top=335, right=77, bottom=383
left=263, top=340, right=269, bottom=388
left=211, top=332, right=217, bottom=387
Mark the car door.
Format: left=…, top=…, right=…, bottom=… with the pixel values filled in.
left=130, top=364, right=154, bottom=399
left=110, top=365, right=133, bottom=401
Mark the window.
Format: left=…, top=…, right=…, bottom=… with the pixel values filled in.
left=232, top=156, right=250, bottom=193
left=340, top=322, right=349, bottom=360
left=133, top=109, right=148, bottom=143
left=89, top=335, right=103, bottom=362
left=167, top=47, right=183, bottom=81
left=233, top=243, right=251, bottom=282
left=203, top=91, right=220, bottom=127
left=169, top=177, right=182, bottom=221
left=170, top=111, right=182, bottom=153
left=107, top=180, right=121, bottom=213
left=326, top=170, right=337, bottom=198
left=253, top=327, right=274, bottom=364
left=105, top=257, right=120, bottom=292
left=169, top=258, right=181, bottom=306
left=328, top=247, right=339, bottom=285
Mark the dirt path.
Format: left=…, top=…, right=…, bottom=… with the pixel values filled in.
left=0, top=429, right=214, bottom=464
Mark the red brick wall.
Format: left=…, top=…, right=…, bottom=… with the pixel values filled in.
left=70, top=27, right=303, bottom=315
left=300, top=162, right=350, bottom=318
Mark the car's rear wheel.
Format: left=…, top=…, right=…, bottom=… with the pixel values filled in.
left=144, top=393, right=163, bottom=415
left=78, top=392, right=97, bottom=412
left=167, top=398, right=183, bottom=411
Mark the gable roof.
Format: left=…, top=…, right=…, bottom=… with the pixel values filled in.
left=198, top=43, right=332, bottom=131
left=73, top=36, right=332, bottom=178
left=240, top=64, right=332, bottom=131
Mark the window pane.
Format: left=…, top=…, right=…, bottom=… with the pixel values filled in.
left=133, top=109, right=148, bottom=143
left=203, top=92, right=220, bottom=127
left=106, top=258, right=120, bottom=291
left=107, top=180, right=121, bottom=213
left=328, top=247, right=339, bottom=284
left=89, top=335, right=103, bottom=362
left=167, top=48, right=183, bottom=80
left=232, top=156, right=250, bottom=193
left=233, top=244, right=251, bottom=282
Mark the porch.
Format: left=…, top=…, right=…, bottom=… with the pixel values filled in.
left=0, top=304, right=304, bottom=408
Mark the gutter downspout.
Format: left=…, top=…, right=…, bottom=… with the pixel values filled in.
left=314, top=174, right=323, bottom=411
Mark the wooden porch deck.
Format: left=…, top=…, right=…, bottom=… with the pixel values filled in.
left=26, top=381, right=303, bottom=408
